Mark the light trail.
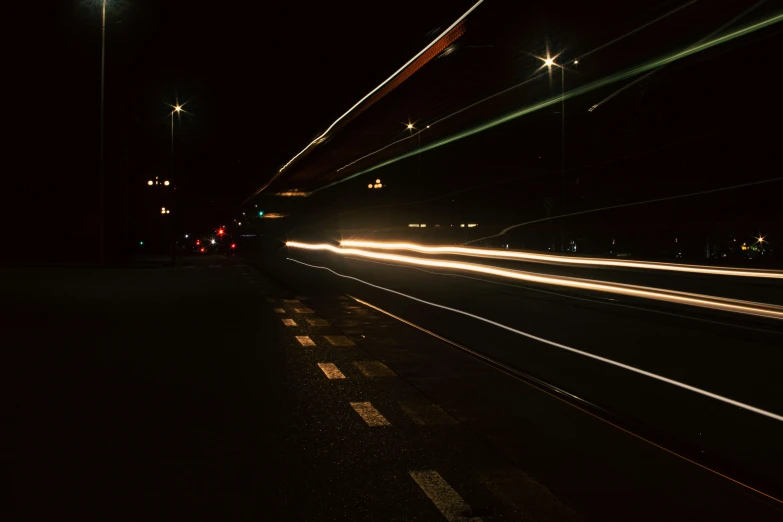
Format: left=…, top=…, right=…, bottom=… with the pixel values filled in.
left=588, top=0, right=769, bottom=112
left=333, top=1, right=701, bottom=176
left=311, top=11, right=783, bottom=194
left=465, top=175, right=783, bottom=245
left=286, top=241, right=783, bottom=320
left=339, top=240, right=783, bottom=279
left=245, top=0, right=485, bottom=200
left=286, top=256, right=783, bottom=423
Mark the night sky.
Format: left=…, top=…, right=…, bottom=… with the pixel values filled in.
left=20, top=0, right=783, bottom=261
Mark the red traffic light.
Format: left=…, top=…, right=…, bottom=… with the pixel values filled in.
left=230, top=243, right=236, bottom=249
left=200, top=247, right=205, bottom=252
left=196, top=239, right=201, bottom=245
left=217, top=228, right=225, bottom=236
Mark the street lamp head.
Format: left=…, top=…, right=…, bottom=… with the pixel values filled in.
left=406, top=123, right=414, bottom=130
left=174, top=105, right=182, bottom=112
left=544, top=57, right=555, bottom=67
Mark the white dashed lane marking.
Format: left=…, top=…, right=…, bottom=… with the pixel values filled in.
left=273, top=308, right=286, bottom=313
left=295, top=336, right=315, bottom=347
left=306, top=318, right=330, bottom=327
left=410, top=471, right=483, bottom=522
left=281, top=319, right=297, bottom=326
left=353, top=361, right=396, bottom=377
left=317, top=362, right=346, bottom=380
left=325, top=335, right=355, bottom=346
left=350, top=402, right=391, bottom=426
left=400, top=402, right=457, bottom=426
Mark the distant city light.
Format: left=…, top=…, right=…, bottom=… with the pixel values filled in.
left=238, top=222, right=242, bottom=226
left=164, top=180, right=170, bottom=186
left=408, top=224, right=420, bottom=227
left=185, top=234, right=189, bottom=238
left=573, top=59, right=579, bottom=65
left=467, top=224, right=478, bottom=227
left=259, top=211, right=264, bottom=217
left=139, top=241, right=144, bottom=245
left=211, top=239, right=216, bottom=244
left=147, top=180, right=153, bottom=186
left=368, top=184, right=373, bottom=189
left=376, top=179, right=381, bottom=184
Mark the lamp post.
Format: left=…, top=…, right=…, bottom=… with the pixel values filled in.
left=540, top=52, right=567, bottom=251
left=168, top=104, right=183, bottom=265
left=99, top=0, right=107, bottom=264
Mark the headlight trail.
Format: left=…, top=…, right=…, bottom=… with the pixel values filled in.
left=311, top=11, right=783, bottom=194
left=286, top=241, right=783, bottom=320
left=244, top=0, right=485, bottom=202
left=339, top=240, right=783, bottom=280
left=286, top=256, right=783, bottom=423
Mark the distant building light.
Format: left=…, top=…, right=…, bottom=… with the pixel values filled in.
left=420, top=224, right=427, bottom=228
left=467, top=224, right=477, bottom=227
left=147, top=180, right=153, bottom=186
left=408, top=224, right=420, bottom=227
left=460, top=224, right=465, bottom=227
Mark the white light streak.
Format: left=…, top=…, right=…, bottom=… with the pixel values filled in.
left=286, top=257, right=783, bottom=423
left=286, top=242, right=783, bottom=319
left=339, top=240, right=783, bottom=279
left=249, top=0, right=485, bottom=198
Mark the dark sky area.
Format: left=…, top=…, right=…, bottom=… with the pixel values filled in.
left=16, top=0, right=783, bottom=261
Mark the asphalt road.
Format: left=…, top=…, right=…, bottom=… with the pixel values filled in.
left=7, top=252, right=783, bottom=521
left=6, top=255, right=578, bottom=521
left=259, top=246, right=783, bottom=518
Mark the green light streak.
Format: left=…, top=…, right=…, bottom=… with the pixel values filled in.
left=313, top=12, right=783, bottom=194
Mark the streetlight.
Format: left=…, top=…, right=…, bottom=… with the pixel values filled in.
left=537, top=48, right=567, bottom=251
left=99, top=0, right=107, bottom=264
left=167, top=101, right=187, bottom=265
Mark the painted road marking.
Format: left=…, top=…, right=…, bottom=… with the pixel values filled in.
left=281, top=319, right=297, bottom=326
left=295, top=336, right=315, bottom=347
left=266, top=298, right=276, bottom=303
left=293, top=307, right=315, bottom=314
left=353, top=361, right=396, bottom=377
left=325, top=335, right=355, bottom=346
left=317, top=362, right=346, bottom=380
left=410, top=471, right=483, bottom=522
left=283, top=299, right=301, bottom=303
left=350, top=402, right=391, bottom=426
left=306, top=318, right=330, bottom=327
left=400, top=402, right=457, bottom=426
left=273, top=308, right=286, bottom=314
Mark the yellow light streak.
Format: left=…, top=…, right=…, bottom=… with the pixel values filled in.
left=286, top=242, right=783, bottom=320
left=339, top=240, right=783, bottom=280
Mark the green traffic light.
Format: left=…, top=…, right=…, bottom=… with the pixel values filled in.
left=259, top=211, right=264, bottom=216
left=139, top=241, right=144, bottom=245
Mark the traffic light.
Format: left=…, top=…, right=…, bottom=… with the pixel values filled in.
left=258, top=211, right=264, bottom=217
left=196, top=239, right=201, bottom=246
